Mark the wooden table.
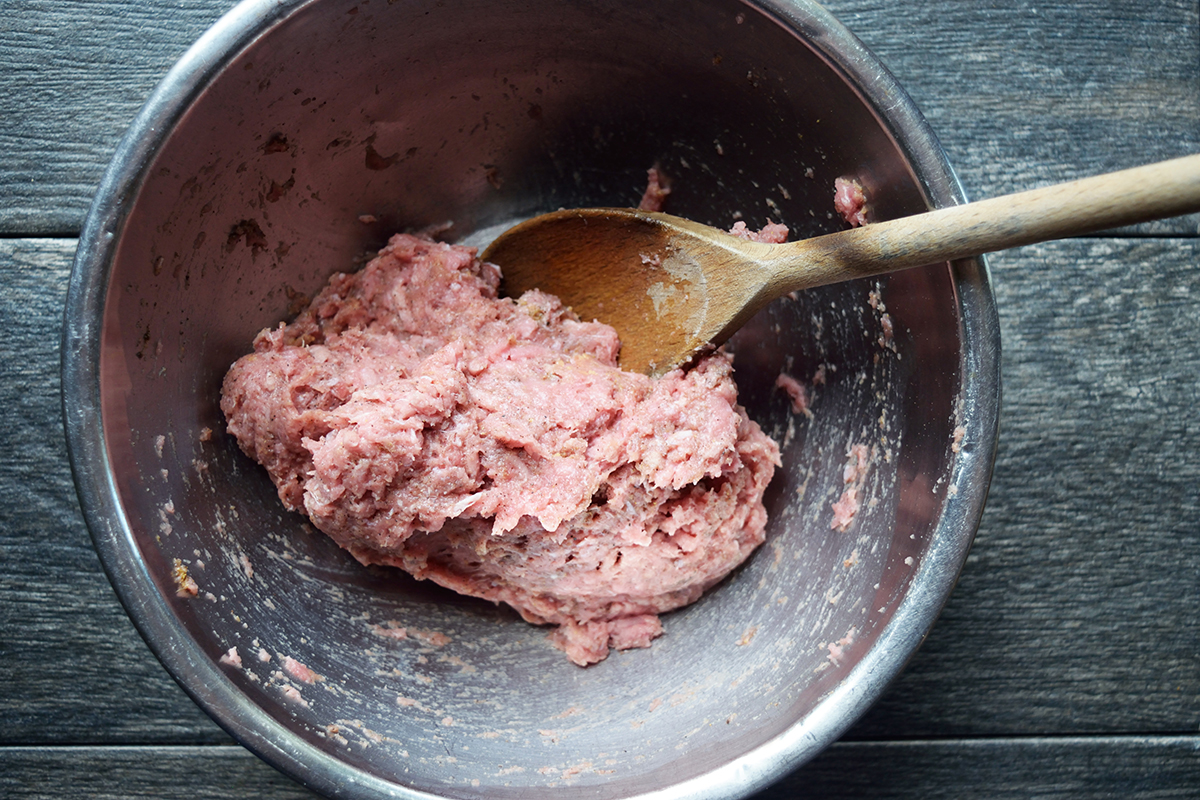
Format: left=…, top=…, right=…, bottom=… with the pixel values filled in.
left=3, top=1, right=1198, bottom=797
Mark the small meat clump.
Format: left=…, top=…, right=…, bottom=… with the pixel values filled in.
left=221, top=234, right=779, bottom=665
left=833, top=177, right=868, bottom=228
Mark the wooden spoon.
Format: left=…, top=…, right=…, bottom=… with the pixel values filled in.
left=482, top=154, right=1200, bottom=376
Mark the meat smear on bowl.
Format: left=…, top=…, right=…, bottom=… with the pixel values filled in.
left=221, top=232, right=780, bottom=666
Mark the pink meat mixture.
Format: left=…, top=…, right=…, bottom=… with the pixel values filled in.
left=221, top=233, right=780, bottom=665
left=833, top=177, right=868, bottom=228
left=774, top=371, right=811, bottom=416
left=638, top=166, right=671, bottom=212
left=831, top=444, right=870, bottom=531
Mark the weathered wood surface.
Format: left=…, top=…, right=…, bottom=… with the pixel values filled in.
left=5, top=234, right=1198, bottom=789
left=1, top=0, right=1197, bottom=234
left=2, top=738, right=1199, bottom=799
left=2, top=0, right=1198, bottom=796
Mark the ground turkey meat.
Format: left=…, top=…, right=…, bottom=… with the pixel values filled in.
left=833, top=176, right=868, bottom=227
left=221, top=233, right=779, bottom=665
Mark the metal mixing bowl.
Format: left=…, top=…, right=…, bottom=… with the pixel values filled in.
left=62, top=0, right=999, bottom=797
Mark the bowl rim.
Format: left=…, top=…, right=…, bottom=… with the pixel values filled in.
left=61, top=0, right=1001, bottom=798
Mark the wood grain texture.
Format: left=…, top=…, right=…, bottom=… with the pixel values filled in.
left=849, top=237, right=1200, bottom=739
left=0, top=239, right=229, bottom=745
left=2, top=737, right=1197, bottom=799
left=823, top=0, right=1200, bottom=234
left=761, top=736, right=1200, bottom=799
left=1, top=746, right=318, bottom=799
left=1, top=0, right=1195, bottom=234
left=0, top=0, right=238, bottom=234
left=4, top=0, right=1200, bottom=796
left=4, top=237, right=1198, bottom=748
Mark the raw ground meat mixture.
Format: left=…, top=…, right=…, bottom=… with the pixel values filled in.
left=833, top=176, right=868, bottom=228
left=221, top=233, right=780, bottom=665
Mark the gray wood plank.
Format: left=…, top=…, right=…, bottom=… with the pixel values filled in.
left=2, top=0, right=1196, bottom=235
left=4, top=236, right=1198, bottom=746
left=848, top=238, right=1200, bottom=738
left=0, top=239, right=229, bottom=744
left=0, top=0, right=238, bottom=234
left=2, top=737, right=1197, bottom=799
left=759, top=736, right=1200, bottom=799
left=0, top=746, right=319, bottom=799
left=824, top=0, right=1200, bottom=233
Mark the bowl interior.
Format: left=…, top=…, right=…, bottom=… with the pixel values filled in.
left=71, top=0, right=994, bottom=797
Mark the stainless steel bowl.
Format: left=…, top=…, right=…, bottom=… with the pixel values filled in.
left=63, top=0, right=999, bottom=797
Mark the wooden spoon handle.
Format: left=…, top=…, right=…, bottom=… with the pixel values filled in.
left=786, top=154, right=1200, bottom=288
